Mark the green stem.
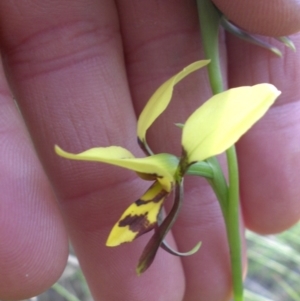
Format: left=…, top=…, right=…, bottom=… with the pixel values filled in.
left=196, top=0, right=243, bottom=300
left=52, top=283, right=82, bottom=301
left=226, top=146, right=243, bottom=301
left=187, top=157, right=228, bottom=216
left=187, top=161, right=214, bottom=178
left=197, top=0, right=223, bottom=95
left=206, top=157, right=228, bottom=217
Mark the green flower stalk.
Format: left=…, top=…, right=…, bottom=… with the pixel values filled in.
left=196, top=0, right=294, bottom=298
left=197, top=0, right=243, bottom=300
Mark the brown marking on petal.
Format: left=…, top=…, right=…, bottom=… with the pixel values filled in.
left=135, top=189, right=168, bottom=206
left=136, top=172, right=157, bottom=181
left=137, top=138, right=146, bottom=151
left=139, top=172, right=163, bottom=179
left=180, top=147, right=194, bottom=175
left=137, top=138, right=152, bottom=156
left=118, top=213, right=155, bottom=237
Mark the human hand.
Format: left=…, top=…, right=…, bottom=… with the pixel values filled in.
left=0, top=1, right=299, bottom=300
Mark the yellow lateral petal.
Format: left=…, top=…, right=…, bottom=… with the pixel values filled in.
left=137, top=60, right=210, bottom=142
left=182, top=84, right=281, bottom=163
left=55, top=145, right=178, bottom=191
left=106, top=181, right=168, bottom=246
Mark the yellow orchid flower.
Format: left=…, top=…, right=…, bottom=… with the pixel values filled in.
left=55, top=60, right=281, bottom=274
left=55, top=61, right=209, bottom=246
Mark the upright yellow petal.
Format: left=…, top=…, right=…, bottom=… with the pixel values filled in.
left=106, top=181, right=168, bottom=247
left=182, top=84, right=281, bottom=163
left=55, top=145, right=178, bottom=191
left=137, top=60, right=210, bottom=142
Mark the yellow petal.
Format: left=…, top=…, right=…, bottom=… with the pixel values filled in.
left=182, top=84, right=281, bottom=163
left=137, top=60, right=210, bottom=142
left=55, top=145, right=178, bottom=191
left=106, top=181, right=168, bottom=246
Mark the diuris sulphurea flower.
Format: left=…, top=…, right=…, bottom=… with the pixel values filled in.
left=55, top=60, right=280, bottom=274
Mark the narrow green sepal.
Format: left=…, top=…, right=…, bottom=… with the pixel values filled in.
left=276, top=36, right=296, bottom=52
left=220, top=16, right=282, bottom=57
left=161, top=240, right=202, bottom=257
left=158, top=209, right=202, bottom=257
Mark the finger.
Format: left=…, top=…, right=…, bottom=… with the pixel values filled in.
left=0, top=59, right=68, bottom=299
left=0, top=1, right=184, bottom=300
left=116, top=1, right=235, bottom=300
left=212, top=0, right=300, bottom=36
left=227, top=31, right=300, bottom=233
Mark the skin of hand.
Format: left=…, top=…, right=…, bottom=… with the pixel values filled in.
left=0, top=0, right=299, bottom=300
